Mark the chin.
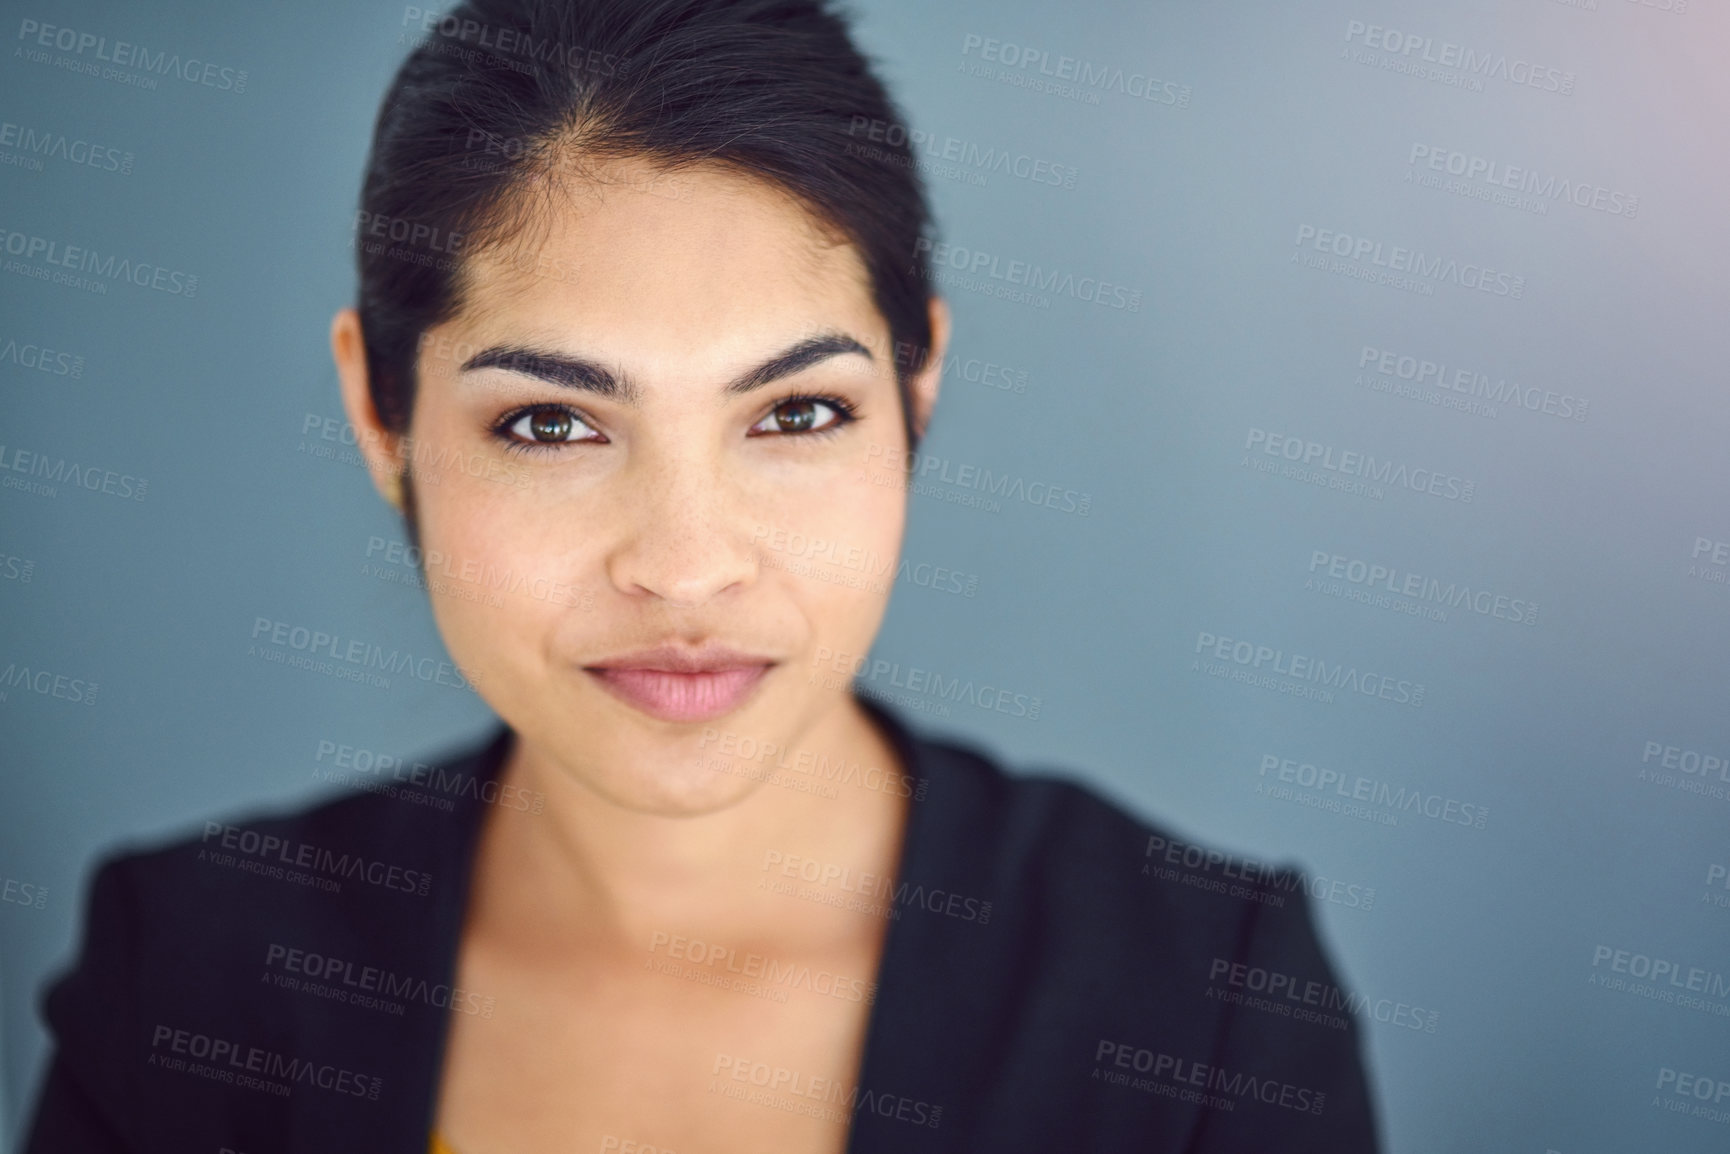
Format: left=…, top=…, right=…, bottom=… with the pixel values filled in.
left=589, top=746, right=763, bottom=816
left=484, top=657, right=832, bottom=813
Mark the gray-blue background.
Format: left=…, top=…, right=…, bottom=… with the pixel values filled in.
left=4, top=0, right=1727, bottom=1149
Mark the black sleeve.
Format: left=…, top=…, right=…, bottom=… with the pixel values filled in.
left=1182, top=875, right=1382, bottom=1153
left=23, top=858, right=141, bottom=1153
left=23, top=1059, right=133, bottom=1153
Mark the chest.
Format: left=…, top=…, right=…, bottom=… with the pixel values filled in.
left=433, top=935, right=884, bottom=1154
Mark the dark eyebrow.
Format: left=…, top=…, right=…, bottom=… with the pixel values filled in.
left=723, top=333, right=874, bottom=395
left=459, top=347, right=637, bottom=402
left=458, top=333, right=872, bottom=402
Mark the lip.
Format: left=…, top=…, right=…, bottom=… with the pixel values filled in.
left=583, top=644, right=777, bottom=724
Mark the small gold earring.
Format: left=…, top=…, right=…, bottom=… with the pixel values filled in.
left=383, top=471, right=405, bottom=512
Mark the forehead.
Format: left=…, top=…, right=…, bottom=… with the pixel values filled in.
left=450, top=159, right=883, bottom=376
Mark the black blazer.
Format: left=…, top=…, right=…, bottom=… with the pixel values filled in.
left=26, top=700, right=1380, bottom=1152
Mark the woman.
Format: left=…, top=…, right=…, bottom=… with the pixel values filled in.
left=26, top=1, right=1379, bottom=1150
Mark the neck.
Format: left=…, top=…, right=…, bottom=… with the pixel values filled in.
left=470, top=697, right=910, bottom=954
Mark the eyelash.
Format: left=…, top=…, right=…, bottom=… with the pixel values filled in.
left=749, top=393, right=859, bottom=439
left=489, top=404, right=604, bottom=455
left=488, top=393, right=860, bottom=453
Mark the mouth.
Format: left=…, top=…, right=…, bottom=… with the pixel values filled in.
left=583, top=644, right=776, bottom=724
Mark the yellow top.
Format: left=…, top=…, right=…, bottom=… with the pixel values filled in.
left=430, top=1135, right=456, bottom=1154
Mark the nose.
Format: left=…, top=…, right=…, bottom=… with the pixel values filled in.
left=603, top=448, right=760, bottom=608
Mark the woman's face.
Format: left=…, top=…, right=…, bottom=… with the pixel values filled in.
left=336, top=160, right=944, bottom=816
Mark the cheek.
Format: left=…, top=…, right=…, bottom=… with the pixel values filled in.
left=409, top=470, right=585, bottom=684
left=759, top=418, right=909, bottom=542
left=761, top=456, right=907, bottom=649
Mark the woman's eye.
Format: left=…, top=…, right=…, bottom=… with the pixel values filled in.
left=751, top=397, right=849, bottom=436
left=502, top=406, right=597, bottom=446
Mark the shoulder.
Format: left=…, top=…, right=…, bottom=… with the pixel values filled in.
left=85, top=724, right=508, bottom=911
left=26, top=727, right=506, bottom=1147
left=911, top=728, right=1309, bottom=957
left=885, top=727, right=1380, bottom=1149
left=77, top=726, right=506, bottom=935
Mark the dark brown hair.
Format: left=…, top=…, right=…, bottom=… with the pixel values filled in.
left=356, top=0, right=937, bottom=467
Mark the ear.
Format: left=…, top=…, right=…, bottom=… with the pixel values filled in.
left=907, top=296, right=950, bottom=442
left=330, top=308, right=406, bottom=510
